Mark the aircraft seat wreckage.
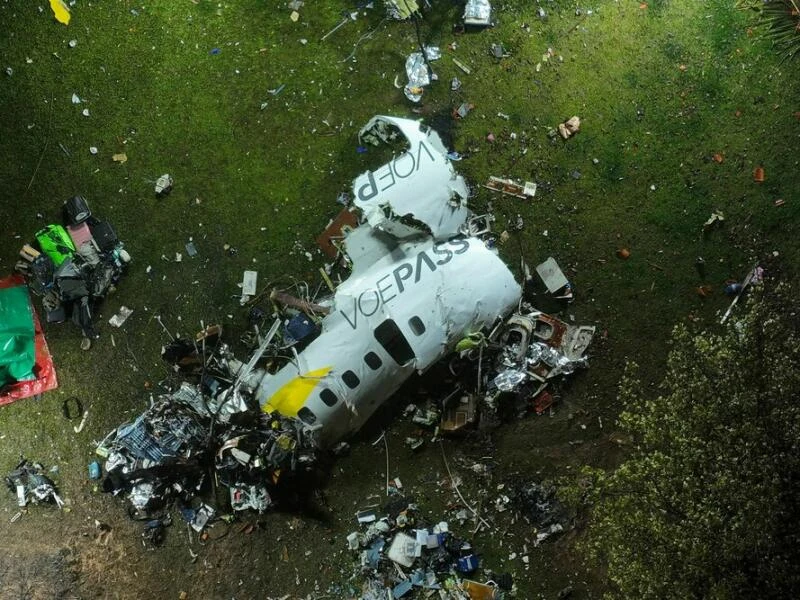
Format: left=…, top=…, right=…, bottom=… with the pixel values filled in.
left=97, top=116, right=595, bottom=521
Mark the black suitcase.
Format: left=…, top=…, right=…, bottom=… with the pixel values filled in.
left=90, top=221, right=118, bottom=252
left=64, top=195, right=92, bottom=225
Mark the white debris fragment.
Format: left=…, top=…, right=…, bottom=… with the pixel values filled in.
left=71, top=93, right=81, bottom=104
left=74, top=410, right=89, bottom=433
left=155, top=174, right=173, bottom=195
left=242, top=270, right=258, bottom=296
left=109, top=306, right=134, bottom=328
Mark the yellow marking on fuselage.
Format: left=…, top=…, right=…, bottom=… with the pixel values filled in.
left=262, top=366, right=332, bottom=416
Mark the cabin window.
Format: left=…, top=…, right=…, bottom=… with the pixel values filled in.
left=364, top=351, right=382, bottom=370
left=374, top=319, right=415, bottom=365
left=297, top=407, right=317, bottom=425
left=408, top=316, right=426, bottom=336
left=320, top=388, right=339, bottom=407
left=342, top=370, right=360, bottom=389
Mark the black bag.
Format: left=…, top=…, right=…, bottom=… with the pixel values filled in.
left=64, top=195, right=91, bottom=225
left=55, top=259, right=89, bottom=301
left=29, top=255, right=55, bottom=295
left=87, top=260, right=117, bottom=297
left=89, top=221, right=118, bottom=253
left=46, top=305, right=66, bottom=323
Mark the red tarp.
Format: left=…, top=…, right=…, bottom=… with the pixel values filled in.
left=0, top=274, right=58, bottom=406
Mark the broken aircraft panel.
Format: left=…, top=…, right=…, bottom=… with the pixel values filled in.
left=353, top=116, right=470, bottom=240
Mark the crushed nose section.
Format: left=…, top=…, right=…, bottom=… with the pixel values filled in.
left=353, top=116, right=470, bottom=241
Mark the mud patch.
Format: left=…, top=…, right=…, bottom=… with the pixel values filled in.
left=0, top=547, right=77, bottom=600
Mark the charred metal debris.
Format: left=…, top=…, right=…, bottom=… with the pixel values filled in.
left=96, top=324, right=321, bottom=527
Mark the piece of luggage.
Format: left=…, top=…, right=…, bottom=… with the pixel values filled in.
left=54, top=259, right=89, bottom=301
left=64, top=195, right=92, bottom=225
left=29, top=255, right=55, bottom=295
left=89, top=221, right=118, bottom=253
left=87, top=261, right=116, bottom=297
left=67, top=222, right=94, bottom=248
left=46, top=305, right=66, bottom=323
left=35, top=225, right=75, bottom=267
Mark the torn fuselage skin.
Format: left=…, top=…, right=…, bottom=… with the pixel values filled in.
left=353, top=116, right=470, bottom=241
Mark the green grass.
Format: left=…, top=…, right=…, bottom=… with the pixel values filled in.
left=0, top=0, right=799, bottom=597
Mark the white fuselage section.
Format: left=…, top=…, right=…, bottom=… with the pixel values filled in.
left=254, top=234, right=521, bottom=447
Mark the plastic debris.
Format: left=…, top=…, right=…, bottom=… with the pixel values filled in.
left=241, top=270, right=258, bottom=296
left=108, top=305, right=133, bottom=327
left=112, top=153, right=127, bottom=164
left=702, top=210, right=724, bottom=232
left=558, top=116, right=581, bottom=139
left=155, top=174, right=173, bottom=196
left=535, top=257, right=570, bottom=295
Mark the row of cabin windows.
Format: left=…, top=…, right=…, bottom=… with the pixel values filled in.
left=296, top=317, right=426, bottom=425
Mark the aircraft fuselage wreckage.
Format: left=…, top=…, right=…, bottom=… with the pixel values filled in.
left=99, top=116, right=593, bottom=516
left=234, top=116, right=520, bottom=448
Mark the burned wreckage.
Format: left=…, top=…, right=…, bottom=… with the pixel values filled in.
left=98, top=116, right=594, bottom=522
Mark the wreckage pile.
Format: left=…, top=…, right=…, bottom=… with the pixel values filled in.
left=92, top=115, right=595, bottom=547
left=15, top=195, right=131, bottom=343
left=342, top=498, right=514, bottom=600
left=5, top=458, right=64, bottom=510
left=96, top=329, right=319, bottom=530
left=403, top=308, right=595, bottom=446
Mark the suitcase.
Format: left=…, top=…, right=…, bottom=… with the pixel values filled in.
left=35, top=224, right=75, bottom=266
left=64, top=195, right=92, bottom=225
left=67, top=222, right=94, bottom=248
left=89, top=221, right=118, bottom=253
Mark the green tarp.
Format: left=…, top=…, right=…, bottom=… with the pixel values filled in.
left=0, top=285, right=36, bottom=388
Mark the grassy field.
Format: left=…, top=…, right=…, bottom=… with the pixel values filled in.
left=0, top=0, right=798, bottom=598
